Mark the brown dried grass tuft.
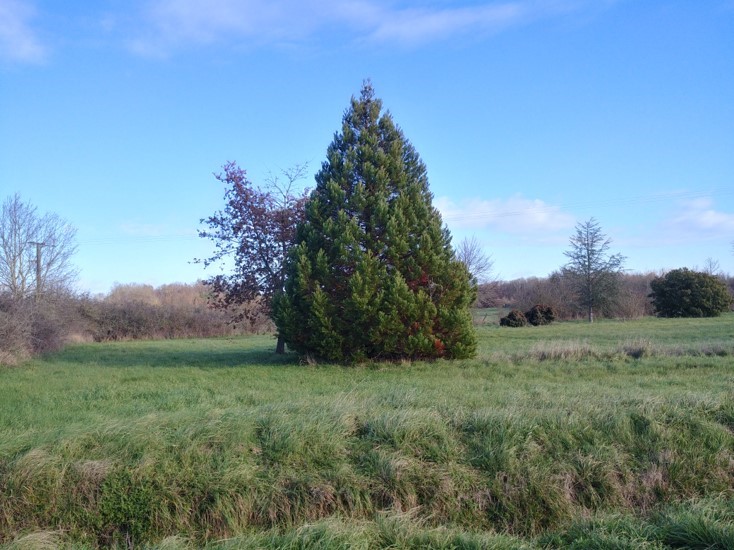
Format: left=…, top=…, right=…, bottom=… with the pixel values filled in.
left=529, top=340, right=597, bottom=361
left=5, top=530, right=64, bottom=550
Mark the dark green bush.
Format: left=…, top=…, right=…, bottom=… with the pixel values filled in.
left=650, top=268, right=732, bottom=317
left=500, top=309, right=527, bottom=327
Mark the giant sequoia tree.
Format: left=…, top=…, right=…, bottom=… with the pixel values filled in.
left=274, top=84, right=476, bottom=362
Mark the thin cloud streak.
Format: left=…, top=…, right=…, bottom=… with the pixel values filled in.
left=670, top=197, right=734, bottom=233
left=366, top=3, right=527, bottom=45
left=435, top=195, right=575, bottom=234
left=614, top=196, right=734, bottom=250
left=0, top=0, right=45, bottom=63
left=129, top=0, right=605, bottom=57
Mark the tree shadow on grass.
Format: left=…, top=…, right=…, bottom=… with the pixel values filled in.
left=48, top=339, right=301, bottom=369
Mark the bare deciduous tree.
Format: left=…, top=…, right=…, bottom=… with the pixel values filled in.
left=0, top=194, right=78, bottom=299
left=455, top=236, right=494, bottom=284
left=702, top=257, right=722, bottom=277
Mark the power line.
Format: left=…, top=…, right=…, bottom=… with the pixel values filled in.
left=78, top=234, right=199, bottom=246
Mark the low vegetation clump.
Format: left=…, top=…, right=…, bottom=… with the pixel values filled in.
left=499, top=305, right=558, bottom=328
left=499, top=309, right=527, bottom=327
left=525, top=304, right=556, bottom=326
left=1, top=315, right=732, bottom=547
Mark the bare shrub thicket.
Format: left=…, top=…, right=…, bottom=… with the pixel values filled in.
left=0, top=294, right=32, bottom=364
left=495, top=273, right=579, bottom=320
left=1, top=282, right=273, bottom=364
left=491, top=271, right=658, bottom=320
left=0, top=292, right=83, bottom=365
left=80, top=282, right=271, bottom=342
left=614, top=272, right=657, bottom=318
left=476, top=281, right=500, bottom=308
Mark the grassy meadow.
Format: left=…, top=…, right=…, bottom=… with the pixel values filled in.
left=1, top=314, right=733, bottom=548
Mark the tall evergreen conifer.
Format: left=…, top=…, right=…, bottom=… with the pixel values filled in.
left=274, top=83, right=477, bottom=362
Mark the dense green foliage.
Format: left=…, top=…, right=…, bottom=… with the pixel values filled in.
left=2, top=315, right=733, bottom=547
left=274, top=84, right=476, bottom=362
left=650, top=268, right=732, bottom=317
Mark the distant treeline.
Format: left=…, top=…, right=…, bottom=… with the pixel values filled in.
left=3, top=273, right=733, bottom=366
left=477, top=271, right=734, bottom=320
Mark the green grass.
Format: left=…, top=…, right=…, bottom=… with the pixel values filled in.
left=1, top=315, right=733, bottom=548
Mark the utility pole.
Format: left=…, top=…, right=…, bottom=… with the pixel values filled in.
left=28, top=241, right=46, bottom=301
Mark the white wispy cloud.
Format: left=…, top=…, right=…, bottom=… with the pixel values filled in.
left=670, top=197, right=734, bottom=233
left=435, top=195, right=575, bottom=234
left=130, top=0, right=330, bottom=56
left=366, top=3, right=528, bottom=46
left=128, top=0, right=603, bottom=57
left=0, top=0, right=45, bottom=63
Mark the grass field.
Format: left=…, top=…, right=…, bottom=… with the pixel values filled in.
left=1, top=315, right=733, bottom=548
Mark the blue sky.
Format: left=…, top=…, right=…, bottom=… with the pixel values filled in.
left=1, top=0, right=733, bottom=294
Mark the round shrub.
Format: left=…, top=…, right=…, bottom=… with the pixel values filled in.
left=500, top=309, right=527, bottom=327
left=649, top=268, right=732, bottom=318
